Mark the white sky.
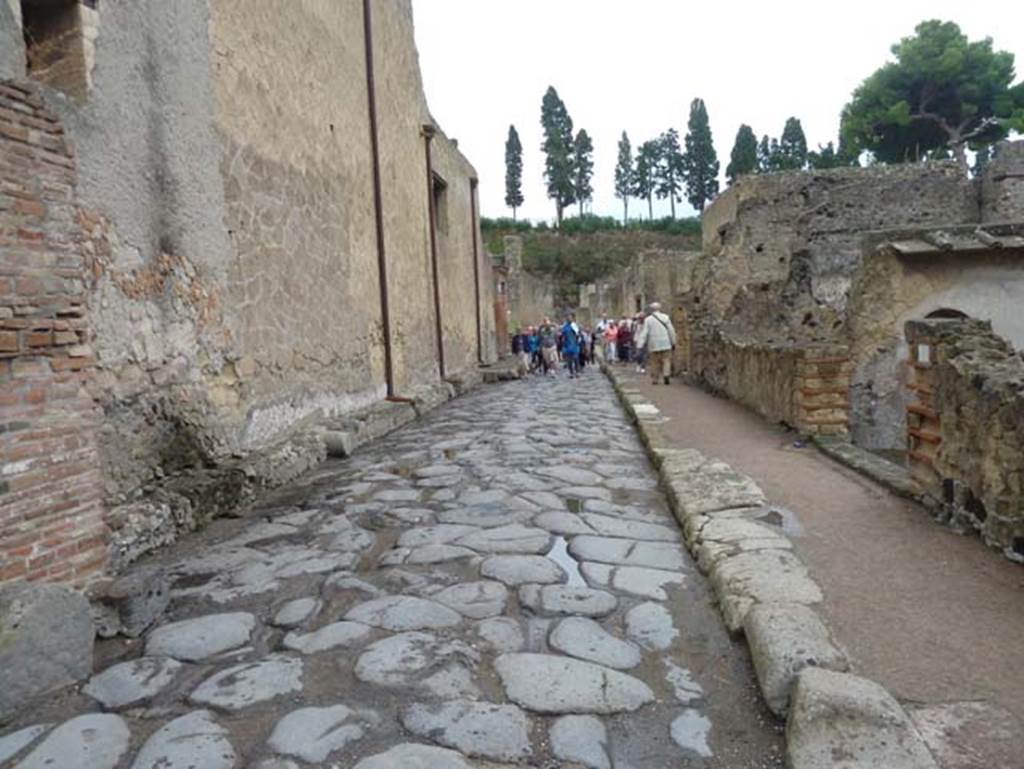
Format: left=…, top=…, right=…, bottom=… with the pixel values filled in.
left=412, top=0, right=1024, bottom=222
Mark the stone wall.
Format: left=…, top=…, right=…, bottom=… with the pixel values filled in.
left=848, top=224, right=1024, bottom=449
left=690, top=334, right=851, bottom=436
left=692, top=147, right=1024, bottom=451
left=982, top=141, right=1024, bottom=223
left=0, top=81, right=106, bottom=585
left=699, top=163, right=977, bottom=344
left=499, top=235, right=555, bottom=331
left=905, top=319, right=1024, bottom=561
left=0, top=0, right=494, bottom=585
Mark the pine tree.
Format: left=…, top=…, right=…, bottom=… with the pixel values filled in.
left=634, top=140, right=660, bottom=220
left=757, top=135, right=772, bottom=172
left=778, top=117, right=808, bottom=170
left=504, top=124, right=524, bottom=220
left=808, top=142, right=839, bottom=169
left=726, top=124, right=758, bottom=184
left=614, top=131, right=634, bottom=225
left=540, top=86, right=576, bottom=227
left=574, top=129, right=594, bottom=217
left=682, top=98, right=719, bottom=211
left=655, top=128, right=685, bottom=219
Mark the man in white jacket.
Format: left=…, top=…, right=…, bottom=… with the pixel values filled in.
left=635, top=302, right=677, bottom=385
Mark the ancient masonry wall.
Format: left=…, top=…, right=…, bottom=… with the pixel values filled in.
left=905, top=319, right=1024, bottom=560
left=0, top=0, right=495, bottom=586
left=0, top=82, right=106, bottom=584
left=500, top=236, right=555, bottom=331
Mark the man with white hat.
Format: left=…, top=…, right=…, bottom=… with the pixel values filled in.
left=634, top=302, right=677, bottom=385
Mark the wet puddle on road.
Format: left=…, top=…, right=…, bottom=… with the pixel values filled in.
left=546, top=536, right=586, bottom=586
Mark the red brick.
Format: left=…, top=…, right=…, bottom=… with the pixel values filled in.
left=0, top=330, right=17, bottom=352
left=25, top=331, right=52, bottom=347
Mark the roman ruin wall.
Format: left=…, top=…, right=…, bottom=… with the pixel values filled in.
left=0, top=0, right=495, bottom=586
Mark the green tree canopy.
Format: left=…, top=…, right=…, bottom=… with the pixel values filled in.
left=540, top=86, right=577, bottom=226
left=634, top=139, right=661, bottom=220
left=655, top=128, right=685, bottom=219
left=726, top=124, right=758, bottom=184
left=840, top=20, right=1024, bottom=171
left=504, top=124, right=524, bottom=220
left=683, top=98, right=720, bottom=211
left=807, top=142, right=839, bottom=169
left=573, top=128, right=595, bottom=217
left=778, top=117, right=808, bottom=170
left=614, top=131, right=634, bottom=224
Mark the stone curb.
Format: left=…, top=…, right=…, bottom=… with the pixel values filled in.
left=600, top=362, right=938, bottom=768
left=811, top=435, right=924, bottom=503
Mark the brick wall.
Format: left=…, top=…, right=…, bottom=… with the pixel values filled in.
left=0, top=80, right=106, bottom=586
left=793, top=352, right=853, bottom=436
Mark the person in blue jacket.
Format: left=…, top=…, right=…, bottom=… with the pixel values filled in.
left=561, top=314, right=581, bottom=379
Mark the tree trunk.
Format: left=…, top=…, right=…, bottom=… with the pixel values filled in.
left=647, top=194, right=653, bottom=220
left=512, top=207, right=517, bottom=222
left=951, top=140, right=969, bottom=176
left=623, top=199, right=628, bottom=226
left=556, top=202, right=563, bottom=229
left=579, top=199, right=584, bottom=218
left=669, top=194, right=676, bottom=220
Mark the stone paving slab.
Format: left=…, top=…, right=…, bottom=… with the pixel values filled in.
left=0, top=372, right=784, bottom=768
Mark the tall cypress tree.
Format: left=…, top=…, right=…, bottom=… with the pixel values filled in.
left=540, top=86, right=576, bottom=227
left=574, top=129, right=594, bottom=217
left=614, top=131, right=634, bottom=225
left=504, top=124, right=524, bottom=220
left=778, top=117, right=808, bottom=170
left=757, top=135, right=772, bottom=171
left=634, top=140, right=660, bottom=220
left=726, top=124, right=758, bottom=184
left=683, top=98, right=719, bottom=211
left=655, top=128, right=685, bottom=219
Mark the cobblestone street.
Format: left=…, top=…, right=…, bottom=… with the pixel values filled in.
left=1, top=373, right=783, bottom=768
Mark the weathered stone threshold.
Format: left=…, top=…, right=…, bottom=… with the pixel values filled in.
left=602, top=362, right=942, bottom=769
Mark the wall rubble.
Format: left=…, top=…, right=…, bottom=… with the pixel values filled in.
left=905, top=319, right=1024, bottom=560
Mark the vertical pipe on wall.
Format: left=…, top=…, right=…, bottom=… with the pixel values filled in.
left=470, top=178, right=483, bottom=363
left=422, top=124, right=446, bottom=379
left=362, top=0, right=394, bottom=397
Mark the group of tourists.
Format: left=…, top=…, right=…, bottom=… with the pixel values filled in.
left=510, top=302, right=678, bottom=385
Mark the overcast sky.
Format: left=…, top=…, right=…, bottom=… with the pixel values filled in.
left=412, top=0, right=1024, bottom=223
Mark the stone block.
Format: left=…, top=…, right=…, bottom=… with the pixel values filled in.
left=0, top=581, right=94, bottom=721
left=744, top=602, right=849, bottom=717
left=88, top=565, right=170, bottom=638
left=709, top=549, right=823, bottom=634
left=787, top=668, right=938, bottom=769
left=323, top=429, right=355, bottom=458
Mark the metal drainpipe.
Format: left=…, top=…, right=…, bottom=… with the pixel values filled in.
left=470, top=178, right=483, bottom=363
left=362, top=0, right=395, bottom=398
left=422, top=124, right=446, bottom=380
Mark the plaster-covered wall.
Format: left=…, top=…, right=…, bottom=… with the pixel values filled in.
left=1, top=0, right=492, bottom=578
left=849, top=240, right=1024, bottom=449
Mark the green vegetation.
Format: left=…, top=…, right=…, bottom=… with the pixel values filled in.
left=503, top=125, right=524, bottom=220
left=540, top=86, right=577, bottom=226
left=614, top=132, right=634, bottom=224
left=683, top=98, right=720, bottom=211
left=482, top=215, right=701, bottom=305
left=840, top=20, right=1024, bottom=171
left=726, top=124, right=758, bottom=183
left=574, top=129, right=595, bottom=217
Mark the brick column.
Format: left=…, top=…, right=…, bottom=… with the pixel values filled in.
left=793, top=348, right=852, bottom=436
left=904, top=323, right=943, bottom=498
left=0, top=81, right=106, bottom=586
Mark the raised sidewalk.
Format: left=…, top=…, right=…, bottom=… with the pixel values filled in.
left=603, top=363, right=1024, bottom=769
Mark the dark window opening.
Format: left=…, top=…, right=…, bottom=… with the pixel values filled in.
left=432, top=173, right=448, bottom=235
left=21, top=0, right=97, bottom=102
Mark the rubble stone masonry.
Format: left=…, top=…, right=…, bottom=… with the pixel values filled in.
left=0, top=81, right=106, bottom=584
left=905, top=319, right=1024, bottom=560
